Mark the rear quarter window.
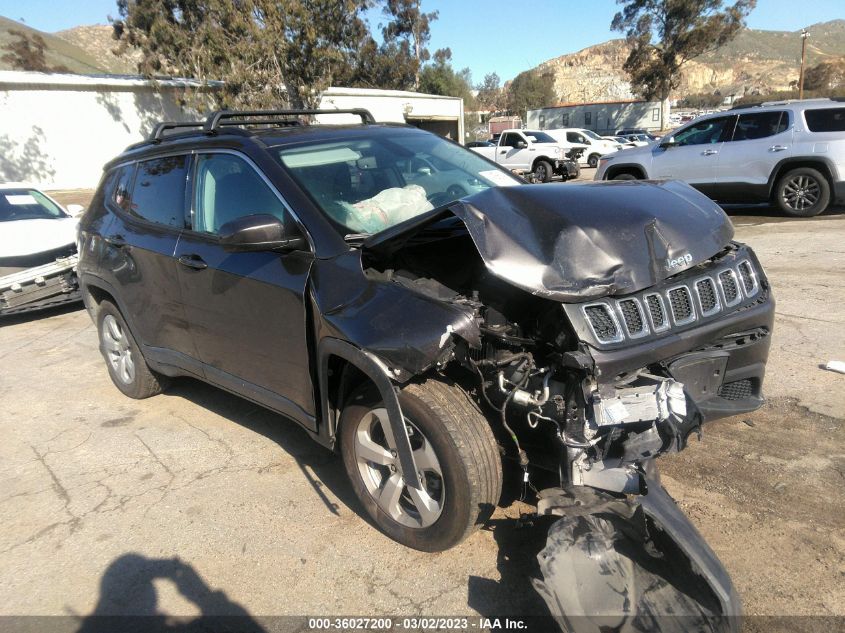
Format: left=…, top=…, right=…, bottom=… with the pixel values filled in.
left=804, top=107, right=845, bottom=132
left=128, top=155, right=189, bottom=228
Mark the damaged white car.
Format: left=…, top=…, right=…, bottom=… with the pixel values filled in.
left=0, top=185, right=82, bottom=315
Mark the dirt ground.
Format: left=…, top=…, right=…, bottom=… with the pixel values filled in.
left=0, top=183, right=843, bottom=628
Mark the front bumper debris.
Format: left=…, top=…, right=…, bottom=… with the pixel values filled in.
left=0, top=254, right=80, bottom=314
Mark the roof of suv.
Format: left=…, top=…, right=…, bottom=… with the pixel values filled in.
left=727, top=97, right=845, bottom=114
left=108, top=107, right=420, bottom=168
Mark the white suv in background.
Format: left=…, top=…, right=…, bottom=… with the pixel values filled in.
left=595, top=98, right=845, bottom=217
left=544, top=128, right=623, bottom=168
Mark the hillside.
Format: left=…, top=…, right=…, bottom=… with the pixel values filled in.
left=536, top=19, right=845, bottom=103
left=55, top=25, right=139, bottom=75
left=0, top=16, right=106, bottom=73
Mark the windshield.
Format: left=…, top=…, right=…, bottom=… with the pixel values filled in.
left=522, top=130, right=556, bottom=143
left=0, top=189, right=66, bottom=222
left=582, top=130, right=602, bottom=140
left=276, top=130, right=521, bottom=236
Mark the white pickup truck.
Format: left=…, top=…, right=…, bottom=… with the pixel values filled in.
left=470, top=129, right=583, bottom=182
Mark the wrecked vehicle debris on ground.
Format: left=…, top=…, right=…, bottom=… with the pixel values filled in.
left=0, top=185, right=83, bottom=315
left=77, top=110, right=772, bottom=629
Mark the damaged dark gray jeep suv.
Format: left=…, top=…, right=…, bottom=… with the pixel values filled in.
left=78, top=110, right=772, bottom=626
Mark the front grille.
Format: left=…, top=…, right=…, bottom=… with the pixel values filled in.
left=695, top=278, right=720, bottom=315
left=738, top=260, right=758, bottom=296
left=719, top=379, right=753, bottom=400
left=644, top=293, right=668, bottom=332
left=668, top=287, right=694, bottom=324
left=618, top=299, right=646, bottom=336
left=718, top=269, right=740, bottom=306
left=578, top=257, right=763, bottom=345
left=583, top=304, right=622, bottom=343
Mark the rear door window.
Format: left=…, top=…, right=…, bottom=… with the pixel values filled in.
left=732, top=111, right=788, bottom=141
left=805, top=108, right=845, bottom=132
left=127, top=155, right=189, bottom=228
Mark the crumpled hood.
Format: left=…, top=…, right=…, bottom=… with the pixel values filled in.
left=366, top=180, right=734, bottom=302
left=0, top=217, right=78, bottom=259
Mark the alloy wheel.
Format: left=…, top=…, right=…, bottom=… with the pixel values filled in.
left=101, top=314, right=135, bottom=384
left=782, top=174, right=820, bottom=212
left=353, top=407, right=444, bottom=528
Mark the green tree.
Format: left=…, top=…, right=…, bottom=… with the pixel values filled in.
left=804, top=57, right=845, bottom=92
left=418, top=48, right=474, bottom=104
left=612, top=0, right=755, bottom=122
left=1, top=29, right=69, bottom=72
left=113, top=0, right=375, bottom=110
left=476, top=72, right=504, bottom=113
left=506, top=69, right=555, bottom=121
left=382, top=0, right=438, bottom=89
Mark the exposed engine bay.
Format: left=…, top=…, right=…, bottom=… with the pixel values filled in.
left=358, top=182, right=774, bottom=629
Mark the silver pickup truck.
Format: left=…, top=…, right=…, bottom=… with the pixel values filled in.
left=470, top=128, right=584, bottom=182
left=0, top=185, right=82, bottom=315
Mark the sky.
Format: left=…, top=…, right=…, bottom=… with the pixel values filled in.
left=1, top=0, right=843, bottom=82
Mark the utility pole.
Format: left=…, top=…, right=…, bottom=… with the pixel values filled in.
left=798, top=28, right=810, bottom=100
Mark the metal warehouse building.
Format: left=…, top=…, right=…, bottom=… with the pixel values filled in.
left=527, top=99, right=668, bottom=134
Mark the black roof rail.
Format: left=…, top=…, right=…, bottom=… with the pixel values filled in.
left=149, top=121, right=204, bottom=142
left=730, top=102, right=762, bottom=109
left=203, top=108, right=376, bottom=133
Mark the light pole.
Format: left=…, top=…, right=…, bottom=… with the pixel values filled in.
left=798, top=28, right=810, bottom=100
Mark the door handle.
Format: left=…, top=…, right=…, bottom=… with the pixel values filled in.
left=702, top=149, right=719, bottom=156
left=499, top=150, right=507, bottom=154
left=769, top=145, right=788, bottom=152
left=178, top=254, right=208, bottom=270
left=104, top=234, right=126, bottom=247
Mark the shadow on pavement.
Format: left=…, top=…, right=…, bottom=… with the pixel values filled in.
left=165, top=378, right=363, bottom=520
left=0, top=300, right=84, bottom=327
left=75, top=554, right=266, bottom=633
left=466, top=515, right=556, bottom=619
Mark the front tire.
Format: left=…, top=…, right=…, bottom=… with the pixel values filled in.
left=774, top=167, right=830, bottom=217
left=612, top=172, right=638, bottom=181
left=96, top=300, right=169, bottom=399
left=587, top=153, right=600, bottom=168
left=340, top=378, right=502, bottom=552
left=533, top=160, right=554, bottom=183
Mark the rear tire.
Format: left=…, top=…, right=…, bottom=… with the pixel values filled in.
left=774, top=167, right=830, bottom=217
left=339, top=378, right=502, bottom=552
left=587, top=153, right=600, bottom=168
left=533, top=160, right=554, bottom=183
left=96, top=300, right=169, bottom=399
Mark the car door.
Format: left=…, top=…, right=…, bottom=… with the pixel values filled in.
left=99, top=155, right=195, bottom=362
left=498, top=132, right=531, bottom=170
left=174, top=151, right=317, bottom=426
left=714, top=110, right=791, bottom=195
left=649, top=115, right=736, bottom=187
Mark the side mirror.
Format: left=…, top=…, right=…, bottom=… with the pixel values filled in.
left=659, top=136, right=677, bottom=149
left=66, top=204, right=85, bottom=217
left=515, top=140, right=527, bottom=149
left=218, top=214, right=306, bottom=252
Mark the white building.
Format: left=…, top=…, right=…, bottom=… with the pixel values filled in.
left=0, top=73, right=466, bottom=189
left=527, top=99, right=669, bottom=134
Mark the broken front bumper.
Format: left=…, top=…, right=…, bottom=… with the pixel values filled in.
left=0, top=254, right=80, bottom=315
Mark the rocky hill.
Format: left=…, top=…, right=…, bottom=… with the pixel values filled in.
left=536, top=19, right=845, bottom=103
left=54, top=25, right=139, bottom=75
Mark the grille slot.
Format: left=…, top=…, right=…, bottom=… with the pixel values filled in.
left=719, top=379, right=754, bottom=401
left=668, top=286, right=695, bottom=324
left=737, top=260, right=758, bottom=297
left=583, top=304, right=623, bottom=343
left=695, top=277, right=720, bottom=316
left=618, top=298, right=648, bottom=337
left=644, top=293, right=669, bottom=332
left=718, top=269, right=741, bottom=306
